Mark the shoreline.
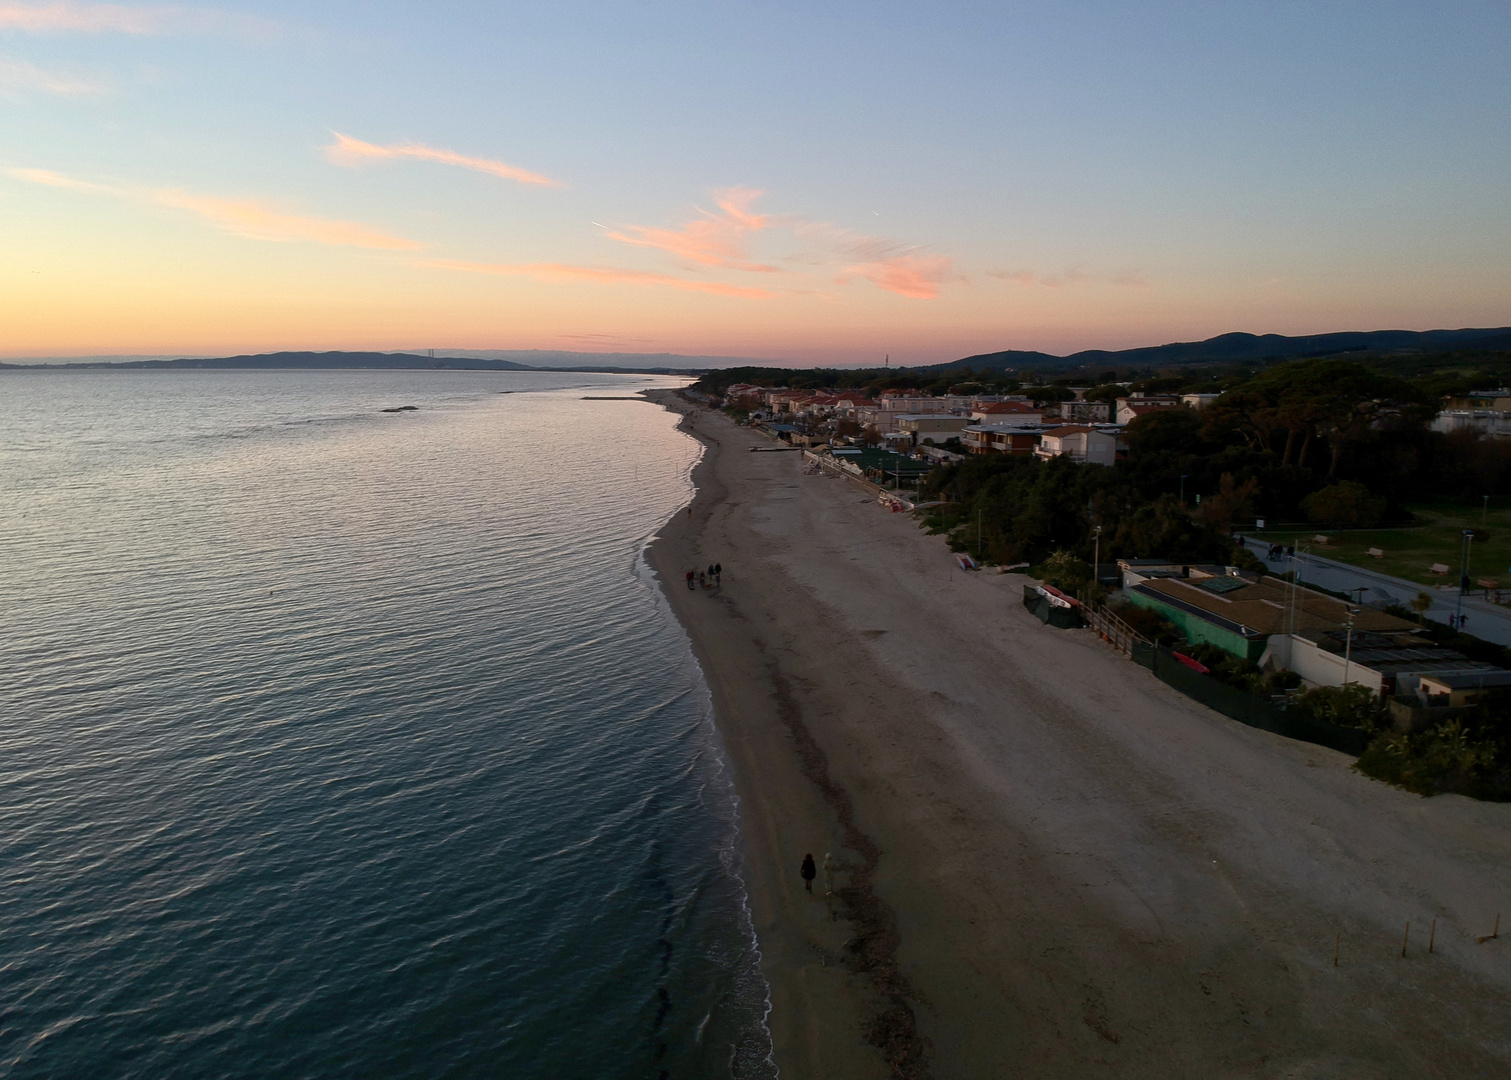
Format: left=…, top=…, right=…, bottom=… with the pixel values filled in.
left=644, top=390, right=1511, bottom=1080
left=644, top=391, right=913, bottom=1077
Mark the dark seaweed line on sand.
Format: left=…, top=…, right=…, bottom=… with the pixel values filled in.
left=766, top=664, right=933, bottom=1080
left=667, top=393, right=932, bottom=1078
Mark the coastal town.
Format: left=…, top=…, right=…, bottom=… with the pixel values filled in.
left=688, top=363, right=1511, bottom=804
left=648, top=378, right=1511, bottom=1079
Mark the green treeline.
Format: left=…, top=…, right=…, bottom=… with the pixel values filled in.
left=909, top=357, right=1511, bottom=568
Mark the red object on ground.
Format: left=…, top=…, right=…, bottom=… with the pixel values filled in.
left=1172, top=652, right=1211, bottom=674
left=1039, top=584, right=1081, bottom=608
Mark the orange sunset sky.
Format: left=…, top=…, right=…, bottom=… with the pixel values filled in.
left=3, top=1, right=1509, bottom=364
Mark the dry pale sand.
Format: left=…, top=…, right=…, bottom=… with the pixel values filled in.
left=646, top=393, right=1511, bottom=1080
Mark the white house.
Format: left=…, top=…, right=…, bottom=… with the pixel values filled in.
left=1115, top=396, right=1182, bottom=425
left=970, top=402, right=1043, bottom=425
left=1033, top=425, right=1118, bottom=466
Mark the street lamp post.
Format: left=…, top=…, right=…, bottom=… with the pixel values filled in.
left=1343, top=607, right=1359, bottom=687
left=1456, top=528, right=1474, bottom=629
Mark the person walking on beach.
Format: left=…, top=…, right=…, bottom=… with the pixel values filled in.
left=685, top=569, right=695, bottom=590
left=822, top=852, right=837, bottom=896
left=800, top=853, right=816, bottom=894
left=713, top=562, right=722, bottom=585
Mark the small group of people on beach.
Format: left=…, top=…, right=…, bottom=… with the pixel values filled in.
left=800, top=852, right=838, bottom=895
left=685, top=563, right=723, bottom=591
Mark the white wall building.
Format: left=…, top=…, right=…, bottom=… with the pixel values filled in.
left=1034, top=425, right=1118, bottom=466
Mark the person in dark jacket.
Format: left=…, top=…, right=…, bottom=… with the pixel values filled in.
left=800, top=853, right=817, bottom=894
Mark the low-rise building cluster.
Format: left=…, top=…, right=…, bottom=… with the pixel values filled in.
left=718, top=382, right=1215, bottom=466
left=1116, top=558, right=1511, bottom=718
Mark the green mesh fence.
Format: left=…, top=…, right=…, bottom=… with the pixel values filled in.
left=1132, top=644, right=1368, bottom=756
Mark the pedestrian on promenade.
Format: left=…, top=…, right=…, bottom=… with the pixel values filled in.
left=800, top=853, right=816, bottom=894
left=822, top=853, right=837, bottom=896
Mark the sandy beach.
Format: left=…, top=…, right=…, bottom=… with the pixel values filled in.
left=646, top=392, right=1511, bottom=1080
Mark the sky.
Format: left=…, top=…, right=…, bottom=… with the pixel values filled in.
left=3, top=1, right=1509, bottom=365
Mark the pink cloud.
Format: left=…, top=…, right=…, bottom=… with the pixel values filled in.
left=0, top=3, right=277, bottom=37
left=9, top=166, right=421, bottom=249
left=422, top=258, right=775, bottom=298
left=605, top=186, right=778, bottom=272
left=325, top=132, right=561, bottom=188
left=988, top=268, right=1149, bottom=289
left=840, top=254, right=956, bottom=300
left=1039, top=268, right=1088, bottom=289
left=153, top=189, right=423, bottom=249
left=7, top=166, right=119, bottom=192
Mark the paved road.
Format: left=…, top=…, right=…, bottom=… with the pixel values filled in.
left=1237, top=535, right=1511, bottom=646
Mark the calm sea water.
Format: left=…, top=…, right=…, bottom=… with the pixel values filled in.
left=0, top=369, right=774, bottom=1079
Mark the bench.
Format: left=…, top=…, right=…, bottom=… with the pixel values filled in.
left=1366, top=547, right=1385, bottom=558
left=1312, top=534, right=1330, bottom=545
left=1429, top=563, right=1451, bottom=575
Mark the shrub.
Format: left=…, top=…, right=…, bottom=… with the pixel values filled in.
left=1117, top=603, right=1179, bottom=645
left=1042, top=549, right=1093, bottom=592
left=1293, top=683, right=1384, bottom=731
left=1300, top=481, right=1387, bottom=527
left=1357, top=719, right=1510, bottom=801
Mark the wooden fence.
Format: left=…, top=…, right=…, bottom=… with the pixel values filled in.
left=1083, top=600, right=1148, bottom=656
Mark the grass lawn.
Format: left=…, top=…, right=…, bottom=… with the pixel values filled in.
left=1252, top=498, right=1511, bottom=590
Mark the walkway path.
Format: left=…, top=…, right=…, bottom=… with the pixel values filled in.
left=1238, top=536, right=1511, bottom=646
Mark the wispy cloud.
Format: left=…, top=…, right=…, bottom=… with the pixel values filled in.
left=0, top=56, right=107, bottom=94
left=0, top=2, right=277, bottom=37
left=422, top=258, right=775, bottom=298
left=787, top=219, right=961, bottom=298
left=8, top=166, right=421, bottom=249
left=840, top=254, right=957, bottom=300
left=597, top=186, right=961, bottom=299
left=605, top=187, right=778, bottom=272
left=153, top=189, right=421, bottom=248
left=989, top=267, right=1149, bottom=289
left=326, top=132, right=561, bottom=188
left=791, top=221, right=908, bottom=265
left=8, top=165, right=118, bottom=192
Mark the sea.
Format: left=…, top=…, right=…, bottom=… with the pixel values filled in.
left=0, top=368, right=776, bottom=1079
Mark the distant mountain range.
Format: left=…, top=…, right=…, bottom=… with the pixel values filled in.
left=396, top=348, right=782, bottom=369
left=5, top=328, right=1509, bottom=376
left=929, top=327, right=1511, bottom=373
left=0, top=350, right=717, bottom=374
